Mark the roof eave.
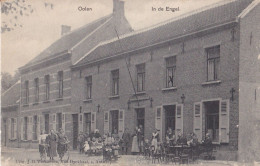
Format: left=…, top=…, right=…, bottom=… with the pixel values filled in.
left=72, top=19, right=238, bottom=70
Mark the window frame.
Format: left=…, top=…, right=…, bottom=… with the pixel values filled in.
left=58, top=71, right=64, bottom=98
left=85, top=76, right=92, bottom=99
left=24, top=80, right=29, bottom=104
left=111, top=69, right=119, bottom=96
left=165, top=56, right=176, bottom=88
left=136, top=63, right=145, bottom=92
left=34, top=78, right=39, bottom=103
left=32, top=115, right=38, bottom=140
left=44, top=75, right=50, bottom=101
left=206, top=45, right=220, bottom=82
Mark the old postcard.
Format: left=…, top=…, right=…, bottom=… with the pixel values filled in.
left=1, top=0, right=260, bottom=165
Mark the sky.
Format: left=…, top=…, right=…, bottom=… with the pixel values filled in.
left=1, top=0, right=224, bottom=75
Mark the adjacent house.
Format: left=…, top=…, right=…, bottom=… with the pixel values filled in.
left=1, top=0, right=259, bottom=162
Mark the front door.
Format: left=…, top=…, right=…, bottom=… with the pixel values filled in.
left=136, top=108, right=145, bottom=135
left=164, top=105, right=176, bottom=135
left=84, top=113, right=91, bottom=135
left=110, top=110, right=119, bottom=134
left=72, top=114, right=79, bottom=150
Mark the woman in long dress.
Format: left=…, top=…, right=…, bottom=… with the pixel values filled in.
left=46, top=129, right=57, bottom=161
left=57, top=128, right=69, bottom=161
left=151, top=128, right=160, bottom=152
left=131, top=127, right=139, bottom=155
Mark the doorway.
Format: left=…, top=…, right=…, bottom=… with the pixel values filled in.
left=204, top=101, right=219, bottom=142
left=136, top=108, right=145, bottom=135
left=72, top=114, right=79, bottom=150
left=164, top=105, right=176, bottom=136
left=44, top=114, right=49, bottom=134
left=110, top=110, right=119, bottom=134
left=84, top=113, right=91, bottom=135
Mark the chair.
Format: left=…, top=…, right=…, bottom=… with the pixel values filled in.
left=180, top=147, right=190, bottom=164
left=191, top=145, right=200, bottom=163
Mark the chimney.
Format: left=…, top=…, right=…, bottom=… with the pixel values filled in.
left=113, top=0, right=125, bottom=17
left=61, top=25, right=71, bottom=36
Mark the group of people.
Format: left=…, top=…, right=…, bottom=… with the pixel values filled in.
left=131, top=127, right=213, bottom=156
left=77, top=129, right=122, bottom=155
left=38, top=128, right=69, bottom=161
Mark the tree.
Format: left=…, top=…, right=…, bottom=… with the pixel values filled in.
left=1, top=72, right=13, bottom=93
left=1, top=70, right=20, bottom=94
left=1, top=0, right=53, bottom=33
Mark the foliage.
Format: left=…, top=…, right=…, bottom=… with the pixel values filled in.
left=1, top=70, right=20, bottom=93
left=1, top=0, right=53, bottom=33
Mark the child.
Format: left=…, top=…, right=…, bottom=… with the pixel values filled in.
left=143, top=139, right=150, bottom=157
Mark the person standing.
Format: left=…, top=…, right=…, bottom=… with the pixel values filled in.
left=151, top=129, right=160, bottom=152
left=39, top=130, right=48, bottom=160
left=131, top=127, right=139, bottom=155
left=121, top=128, right=131, bottom=155
left=137, top=125, right=144, bottom=154
left=57, top=128, right=69, bottom=161
left=46, top=129, right=57, bottom=161
left=78, top=132, right=85, bottom=154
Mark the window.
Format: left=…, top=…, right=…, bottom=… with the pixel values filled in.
left=32, top=116, right=37, bottom=140
left=58, top=71, right=63, bottom=98
left=166, top=56, right=176, bottom=88
left=34, top=78, right=39, bottom=102
left=136, top=63, right=145, bottom=92
left=44, top=75, right=50, bottom=100
left=206, top=46, right=220, bottom=81
left=111, top=69, right=119, bottom=96
left=25, top=80, right=29, bottom=104
left=24, top=117, right=28, bottom=140
left=85, top=76, right=92, bottom=99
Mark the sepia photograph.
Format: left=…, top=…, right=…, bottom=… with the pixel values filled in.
left=1, top=0, right=260, bottom=165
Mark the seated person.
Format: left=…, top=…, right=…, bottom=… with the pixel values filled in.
left=202, top=133, right=212, bottom=146
left=94, top=129, right=101, bottom=139
left=105, top=133, right=114, bottom=146
left=166, top=128, right=175, bottom=146
left=176, top=132, right=187, bottom=145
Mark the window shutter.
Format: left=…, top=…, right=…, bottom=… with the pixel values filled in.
left=219, top=100, right=230, bottom=143
left=62, top=113, right=66, bottom=132
left=20, top=118, right=24, bottom=140
left=91, top=112, right=96, bottom=132
left=193, top=102, right=202, bottom=142
left=155, top=106, right=163, bottom=141
left=118, top=110, right=125, bottom=139
left=79, top=113, right=83, bottom=133
left=104, top=111, right=110, bottom=135
left=14, top=118, right=17, bottom=139
left=28, top=116, right=33, bottom=140
left=8, top=118, right=11, bottom=139
left=175, top=104, right=183, bottom=135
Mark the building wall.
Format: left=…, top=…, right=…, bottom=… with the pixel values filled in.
left=19, top=55, right=73, bottom=148
left=238, top=3, right=260, bottom=162
left=72, top=25, right=240, bottom=159
left=1, top=108, right=19, bottom=148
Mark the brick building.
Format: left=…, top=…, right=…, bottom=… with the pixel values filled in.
left=1, top=0, right=259, bottom=162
